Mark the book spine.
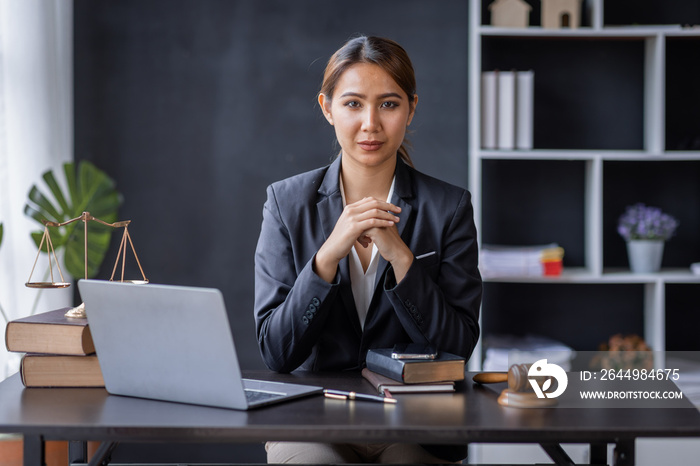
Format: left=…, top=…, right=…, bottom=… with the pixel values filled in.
left=516, top=70, right=534, bottom=150
left=5, top=323, right=94, bottom=355
left=365, top=351, right=405, bottom=383
left=481, top=71, right=498, bottom=150
left=497, top=71, right=516, bottom=150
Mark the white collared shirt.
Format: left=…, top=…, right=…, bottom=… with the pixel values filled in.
left=339, top=175, right=396, bottom=330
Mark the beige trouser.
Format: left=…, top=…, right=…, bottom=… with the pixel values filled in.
left=265, top=441, right=462, bottom=464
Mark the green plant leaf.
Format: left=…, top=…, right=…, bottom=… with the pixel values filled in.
left=24, top=161, right=123, bottom=279
left=42, top=170, right=71, bottom=215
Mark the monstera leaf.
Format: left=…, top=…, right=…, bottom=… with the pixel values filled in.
left=24, top=161, right=122, bottom=279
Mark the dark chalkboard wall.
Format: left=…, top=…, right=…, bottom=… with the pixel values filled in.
left=74, top=0, right=470, bottom=373
left=74, top=2, right=470, bottom=460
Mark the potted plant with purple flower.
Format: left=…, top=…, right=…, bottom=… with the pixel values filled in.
left=618, top=203, right=679, bottom=274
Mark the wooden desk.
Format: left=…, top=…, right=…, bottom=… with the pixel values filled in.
left=1, top=370, right=700, bottom=466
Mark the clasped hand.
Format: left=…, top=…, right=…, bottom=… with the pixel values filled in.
left=314, top=197, right=413, bottom=283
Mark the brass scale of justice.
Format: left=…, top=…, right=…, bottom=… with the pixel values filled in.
left=25, top=211, right=148, bottom=318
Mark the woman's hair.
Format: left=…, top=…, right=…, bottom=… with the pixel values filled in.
left=320, top=35, right=416, bottom=167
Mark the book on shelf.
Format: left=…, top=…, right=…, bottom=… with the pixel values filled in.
left=19, top=353, right=104, bottom=388
left=515, top=70, right=534, bottom=150
left=480, top=69, right=535, bottom=150
left=483, top=334, right=575, bottom=372
left=481, top=71, right=498, bottom=149
left=497, top=70, right=516, bottom=150
left=365, top=348, right=465, bottom=384
left=5, top=308, right=95, bottom=356
left=361, top=368, right=455, bottom=394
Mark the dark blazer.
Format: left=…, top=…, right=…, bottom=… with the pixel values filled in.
left=254, top=156, right=482, bottom=373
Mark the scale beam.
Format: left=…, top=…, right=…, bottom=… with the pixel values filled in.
left=26, top=211, right=148, bottom=295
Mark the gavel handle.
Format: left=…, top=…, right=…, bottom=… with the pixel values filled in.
left=473, top=372, right=508, bottom=384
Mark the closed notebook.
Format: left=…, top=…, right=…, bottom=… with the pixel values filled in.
left=365, top=348, right=465, bottom=384
left=362, top=368, right=454, bottom=394
left=5, top=308, right=95, bottom=355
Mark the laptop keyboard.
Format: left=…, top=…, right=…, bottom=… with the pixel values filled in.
left=245, top=389, right=285, bottom=404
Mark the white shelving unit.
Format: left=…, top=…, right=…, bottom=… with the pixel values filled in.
left=467, top=0, right=700, bottom=372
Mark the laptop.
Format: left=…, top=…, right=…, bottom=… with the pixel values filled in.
left=77, top=279, right=322, bottom=410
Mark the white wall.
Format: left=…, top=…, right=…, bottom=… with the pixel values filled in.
left=0, top=0, right=73, bottom=380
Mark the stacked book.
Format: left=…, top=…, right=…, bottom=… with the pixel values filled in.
left=481, top=69, right=534, bottom=150
left=480, top=243, right=564, bottom=278
left=483, top=334, right=576, bottom=372
left=363, top=348, right=465, bottom=395
left=4, top=308, right=104, bottom=387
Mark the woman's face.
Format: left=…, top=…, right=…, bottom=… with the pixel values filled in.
left=319, top=63, right=417, bottom=170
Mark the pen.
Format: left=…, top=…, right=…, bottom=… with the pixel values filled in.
left=323, top=389, right=397, bottom=404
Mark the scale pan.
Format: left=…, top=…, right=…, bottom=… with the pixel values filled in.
left=113, top=279, right=149, bottom=285
left=25, top=282, right=71, bottom=289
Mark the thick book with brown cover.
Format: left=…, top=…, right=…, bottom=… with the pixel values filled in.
left=365, top=348, right=465, bottom=384
left=5, top=308, right=95, bottom=355
left=361, top=368, right=455, bottom=394
left=20, top=354, right=104, bottom=388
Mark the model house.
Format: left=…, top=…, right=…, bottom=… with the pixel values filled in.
left=541, top=0, right=582, bottom=29
left=489, top=0, right=532, bottom=28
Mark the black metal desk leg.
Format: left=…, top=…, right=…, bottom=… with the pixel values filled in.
left=613, top=440, right=635, bottom=466
left=590, top=442, right=608, bottom=465
left=23, top=435, right=45, bottom=466
left=540, top=442, right=575, bottom=466
left=69, top=441, right=88, bottom=464
left=87, top=441, right=119, bottom=466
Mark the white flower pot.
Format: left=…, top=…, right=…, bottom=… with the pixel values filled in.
left=626, top=240, right=664, bottom=274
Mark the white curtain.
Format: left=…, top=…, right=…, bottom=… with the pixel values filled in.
left=0, top=0, right=73, bottom=380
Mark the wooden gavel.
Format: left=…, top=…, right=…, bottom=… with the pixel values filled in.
left=472, top=363, right=533, bottom=392
left=473, top=363, right=559, bottom=408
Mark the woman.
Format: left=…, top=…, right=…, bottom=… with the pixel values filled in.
left=254, top=36, right=481, bottom=464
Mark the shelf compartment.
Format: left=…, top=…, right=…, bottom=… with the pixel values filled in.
left=666, top=36, right=700, bottom=151
left=481, top=159, right=586, bottom=267
left=481, top=282, right=645, bottom=351
left=604, top=1, right=700, bottom=29
left=665, top=284, right=700, bottom=351
left=602, top=160, right=700, bottom=270
left=481, top=36, right=645, bottom=151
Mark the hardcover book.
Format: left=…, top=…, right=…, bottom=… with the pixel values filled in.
left=5, top=308, right=95, bottom=356
left=361, top=368, right=455, bottom=394
left=515, top=70, right=534, bottom=150
left=20, top=354, right=104, bottom=388
left=497, top=70, right=516, bottom=150
left=481, top=71, right=498, bottom=149
left=365, top=348, right=465, bottom=384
